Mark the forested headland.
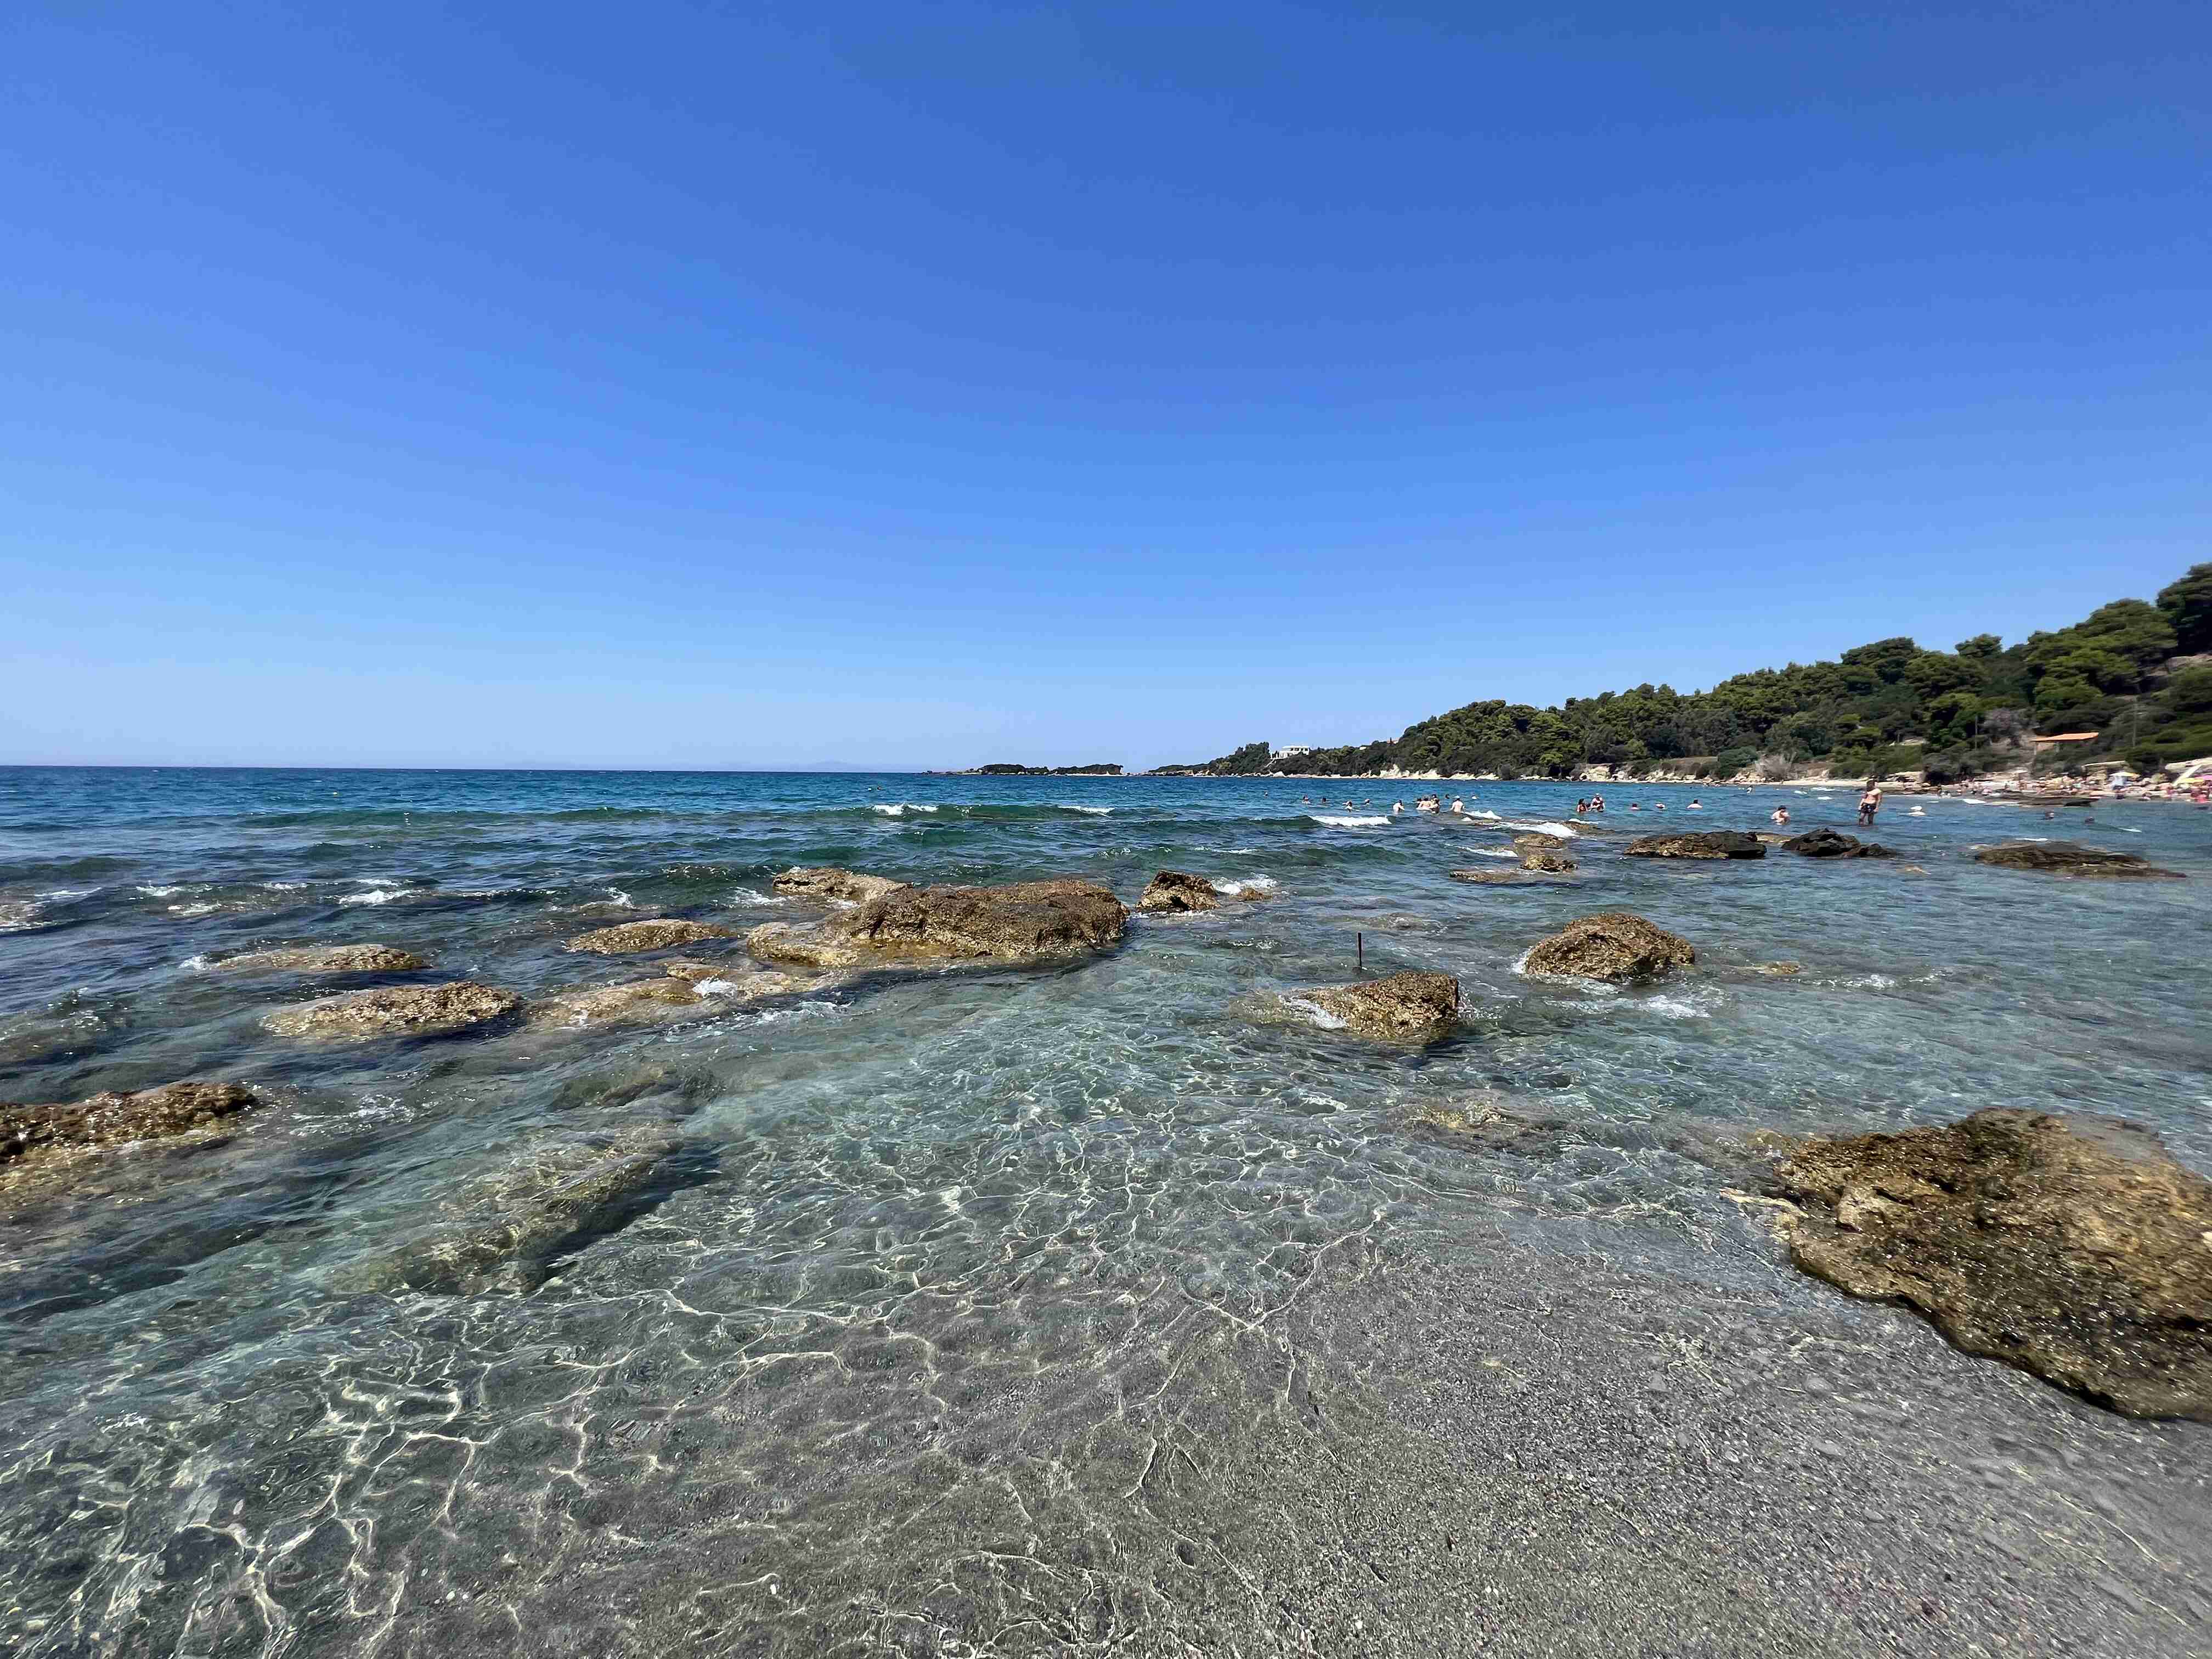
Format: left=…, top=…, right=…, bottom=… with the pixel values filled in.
left=1169, top=564, right=2212, bottom=782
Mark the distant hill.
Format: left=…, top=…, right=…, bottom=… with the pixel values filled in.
left=1178, top=563, right=2212, bottom=783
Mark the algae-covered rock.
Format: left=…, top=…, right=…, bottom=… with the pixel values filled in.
left=1517, top=849, right=1577, bottom=873
left=1623, top=831, right=1765, bottom=860
left=1139, top=871, right=1220, bottom=913
left=213, top=944, right=428, bottom=975
left=772, top=867, right=910, bottom=905
left=1973, top=842, right=2185, bottom=879
left=1523, top=913, right=1694, bottom=981
left=1782, top=828, right=1897, bottom=860
left=1774, top=1109, right=2212, bottom=1420
left=2, top=1081, right=259, bottom=1180
left=263, top=981, right=521, bottom=1039
left=565, top=918, right=738, bottom=953
left=1293, top=970, right=1460, bottom=1042
left=748, top=878, right=1126, bottom=970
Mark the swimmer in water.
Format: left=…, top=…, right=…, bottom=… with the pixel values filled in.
left=1451, top=798, right=1465, bottom=814
left=1771, top=806, right=1791, bottom=826
left=1688, top=799, right=1702, bottom=809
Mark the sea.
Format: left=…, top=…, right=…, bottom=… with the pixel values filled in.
left=3, top=767, right=2209, bottom=1657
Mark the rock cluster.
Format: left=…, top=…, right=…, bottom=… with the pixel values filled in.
left=1973, top=841, right=2186, bottom=879
left=749, top=878, right=1128, bottom=970
left=1523, top=913, right=1695, bottom=981
left=3, top=1081, right=259, bottom=1177
left=565, top=918, right=738, bottom=953
left=264, top=982, right=522, bottom=1040
left=1774, top=1109, right=2212, bottom=1419
left=213, top=944, right=428, bottom=975
left=772, top=867, right=910, bottom=904
left=1781, top=828, right=1897, bottom=859
left=1622, top=830, right=1765, bottom=860
left=1294, top=970, right=1460, bottom=1041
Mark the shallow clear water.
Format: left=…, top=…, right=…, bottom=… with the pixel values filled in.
left=3, top=768, right=2209, bottom=1656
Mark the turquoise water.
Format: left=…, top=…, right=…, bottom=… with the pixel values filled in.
left=3, top=767, right=2209, bottom=1655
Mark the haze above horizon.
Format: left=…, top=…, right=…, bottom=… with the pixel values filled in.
left=4, top=2, right=2205, bottom=771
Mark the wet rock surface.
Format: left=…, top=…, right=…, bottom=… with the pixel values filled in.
left=771, top=866, right=910, bottom=905
left=1623, top=830, right=1767, bottom=860
left=1511, top=832, right=1568, bottom=851
left=565, top=918, right=740, bottom=953
left=1449, top=866, right=1544, bottom=885
left=211, top=944, right=429, bottom=974
left=1295, top=970, right=1460, bottom=1041
left=2, top=1082, right=259, bottom=1182
left=748, top=878, right=1127, bottom=969
left=1745, top=961, right=1805, bottom=977
left=330, top=1126, right=695, bottom=1296
left=1781, top=828, right=1897, bottom=859
left=1524, top=912, right=1696, bottom=981
left=1775, top=1109, right=2212, bottom=1419
left=1517, top=848, right=1577, bottom=873
left=263, top=981, right=522, bottom=1039
left=1139, top=871, right=1221, bottom=913
left=1973, top=840, right=2186, bottom=879
left=1407, top=1094, right=1569, bottom=1156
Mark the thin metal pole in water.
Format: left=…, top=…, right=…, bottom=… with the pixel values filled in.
left=1357, top=932, right=1363, bottom=970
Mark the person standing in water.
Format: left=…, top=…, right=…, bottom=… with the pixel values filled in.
left=1771, top=805, right=1791, bottom=826
left=1858, top=785, right=1881, bottom=827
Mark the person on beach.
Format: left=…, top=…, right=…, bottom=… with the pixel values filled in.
left=1771, top=806, right=1790, bottom=825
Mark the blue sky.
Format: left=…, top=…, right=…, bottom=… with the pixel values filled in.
left=3, top=1, right=2205, bottom=770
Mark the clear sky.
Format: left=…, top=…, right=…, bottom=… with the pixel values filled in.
left=4, top=2, right=2205, bottom=771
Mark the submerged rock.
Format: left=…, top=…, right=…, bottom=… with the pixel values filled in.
left=263, top=981, right=521, bottom=1039
left=1407, top=1094, right=1568, bottom=1156
left=1293, top=970, right=1460, bottom=1041
left=1774, top=1110, right=2212, bottom=1420
left=1623, top=830, right=1766, bottom=860
left=772, top=866, right=910, bottom=905
left=1745, top=961, right=1805, bottom=976
left=1517, top=848, right=1577, bottom=873
left=2, top=1081, right=259, bottom=1181
left=1781, top=828, right=1897, bottom=860
left=212, top=944, right=428, bottom=975
left=748, top=878, right=1127, bottom=970
left=1450, top=867, right=1541, bottom=885
left=1973, top=841, right=2185, bottom=879
left=527, top=968, right=834, bottom=1029
left=1511, top=832, right=1568, bottom=852
left=330, top=1126, right=691, bottom=1296
left=1139, top=871, right=1220, bottom=913
left=565, top=918, right=738, bottom=953
left=1523, top=912, right=1695, bottom=981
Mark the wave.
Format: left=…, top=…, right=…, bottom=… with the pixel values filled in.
left=1211, top=874, right=1278, bottom=895
left=1464, top=847, right=1519, bottom=860
left=872, top=803, right=939, bottom=817
left=726, top=886, right=792, bottom=906
left=1310, top=815, right=1392, bottom=828
left=1505, top=820, right=1580, bottom=839
left=1062, top=804, right=1113, bottom=815
left=338, top=887, right=418, bottom=907
left=137, top=883, right=201, bottom=898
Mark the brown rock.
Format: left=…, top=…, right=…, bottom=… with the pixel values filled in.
left=528, top=968, right=834, bottom=1029
left=564, top=918, right=738, bottom=953
left=1781, top=828, right=1897, bottom=859
left=1511, top=832, right=1568, bottom=851
left=748, top=878, right=1127, bottom=969
left=1523, top=912, right=1695, bottom=981
left=771, top=867, right=910, bottom=904
left=212, top=944, right=428, bottom=975
left=1449, top=867, right=1535, bottom=885
left=1774, top=1110, right=2212, bottom=1419
left=1973, top=841, right=2185, bottom=879
left=2, top=1081, right=259, bottom=1174
left=1139, top=871, right=1220, bottom=913
left=1517, top=848, right=1577, bottom=873
left=1622, top=830, right=1766, bottom=860
left=1294, top=970, right=1460, bottom=1041
left=263, top=981, right=521, bottom=1039
left=1745, top=961, right=1805, bottom=976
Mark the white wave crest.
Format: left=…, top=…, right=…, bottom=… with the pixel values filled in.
left=263, top=881, right=308, bottom=891
left=180, top=953, right=213, bottom=972
left=1211, top=874, right=1278, bottom=895
left=872, top=803, right=939, bottom=816
left=137, top=884, right=197, bottom=898
left=339, top=887, right=414, bottom=907
left=1311, top=815, right=1391, bottom=828
left=1063, top=805, right=1113, bottom=816
left=726, top=886, right=792, bottom=906
left=1506, top=820, right=1579, bottom=839
left=170, top=902, right=222, bottom=917
left=1638, top=995, right=1711, bottom=1020
left=1465, top=847, right=1519, bottom=860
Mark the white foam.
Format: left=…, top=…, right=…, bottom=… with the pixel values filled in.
left=38, top=888, right=92, bottom=900
left=1063, top=805, right=1112, bottom=815
left=1280, top=995, right=1348, bottom=1030
left=1464, top=809, right=1503, bottom=821
left=691, top=978, right=740, bottom=997
left=1211, top=874, right=1278, bottom=895
left=1506, top=820, right=1580, bottom=839
left=1311, top=815, right=1391, bottom=827
left=338, top=887, right=414, bottom=906
left=180, top=953, right=213, bottom=972
left=726, top=886, right=792, bottom=906
left=137, top=884, right=195, bottom=898
left=1837, top=973, right=1898, bottom=989
left=170, top=902, right=222, bottom=917
left=872, top=803, right=939, bottom=816
left=263, top=881, right=308, bottom=891
left=1638, top=994, right=1711, bottom=1019
left=605, top=886, right=635, bottom=907
left=1466, top=847, right=1519, bottom=860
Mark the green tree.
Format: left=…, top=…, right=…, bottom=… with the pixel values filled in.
left=1955, top=633, right=2003, bottom=661
left=2034, top=674, right=2097, bottom=713
left=2157, top=562, right=2212, bottom=654
left=2168, top=664, right=2212, bottom=717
